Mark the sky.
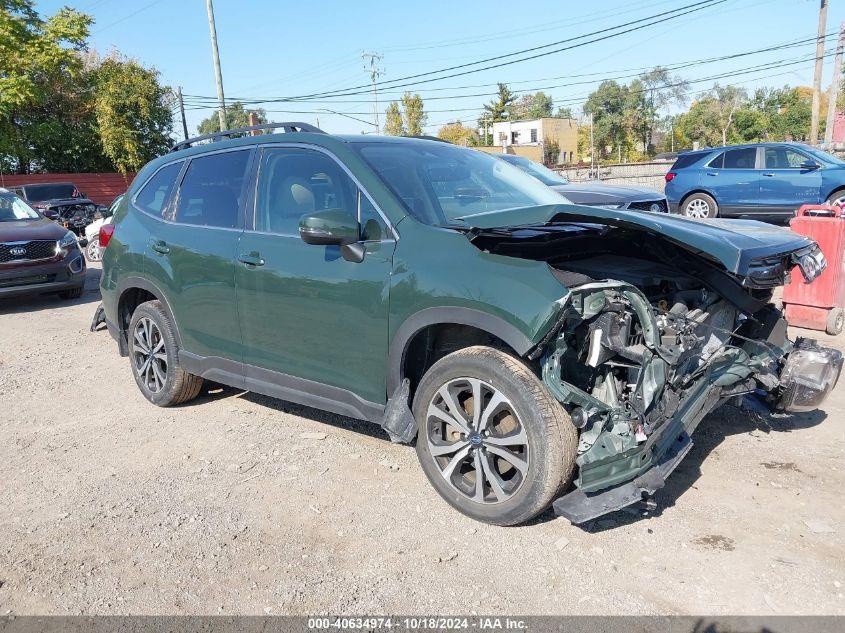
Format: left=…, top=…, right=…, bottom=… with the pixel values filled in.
left=34, top=0, right=845, bottom=139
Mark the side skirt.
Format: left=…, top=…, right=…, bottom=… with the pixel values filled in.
left=179, top=351, right=386, bottom=424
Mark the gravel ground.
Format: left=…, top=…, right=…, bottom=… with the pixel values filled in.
left=0, top=263, right=843, bottom=616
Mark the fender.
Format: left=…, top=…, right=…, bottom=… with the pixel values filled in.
left=387, top=306, right=534, bottom=394
left=115, top=275, right=183, bottom=348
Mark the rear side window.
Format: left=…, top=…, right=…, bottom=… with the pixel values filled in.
left=722, top=148, right=757, bottom=169
left=671, top=152, right=707, bottom=170
left=707, top=153, right=724, bottom=169
left=173, top=150, right=251, bottom=228
left=135, top=162, right=183, bottom=217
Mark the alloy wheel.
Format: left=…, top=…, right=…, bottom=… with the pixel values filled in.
left=132, top=317, right=168, bottom=393
left=425, top=377, right=529, bottom=504
left=685, top=198, right=710, bottom=219
left=86, top=238, right=102, bottom=262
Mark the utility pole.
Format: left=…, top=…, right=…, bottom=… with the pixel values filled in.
left=206, top=0, right=227, bottom=133
left=589, top=113, right=595, bottom=176
left=824, top=22, right=845, bottom=148
left=811, top=0, right=829, bottom=146
left=176, top=86, right=189, bottom=141
left=362, top=52, right=383, bottom=134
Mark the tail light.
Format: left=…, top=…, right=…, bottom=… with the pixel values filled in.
left=99, top=224, right=116, bottom=249
left=665, top=172, right=677, bottom=183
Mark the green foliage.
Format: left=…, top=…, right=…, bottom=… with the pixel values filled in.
left=94, top=57, right=174, bottom=173
left=384, top=101, right=404, bottom=136
left=507, top=92, right=553, bottom=121
left=197, top=101, right=268, bottom=135
left=543, top=140, right=560, bottom=166
left=0, top=1, right=174, bottom=174
left=383, top=93, right=427, bottom=137
left=437, top=121, right=479, bottom=146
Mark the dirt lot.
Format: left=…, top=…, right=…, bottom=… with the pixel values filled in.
left=1, top=263, right=843, bottom=616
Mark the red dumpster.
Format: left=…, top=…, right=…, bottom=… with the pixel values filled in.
left=783, top=204, right=845, bottom=335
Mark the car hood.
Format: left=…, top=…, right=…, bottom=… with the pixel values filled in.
left=40, top=197, right=95, bottom=208
left=456, top=204, right=815, bottom=275
left=550, top=182, right=663, bottom=204
left=0, top=217, right=67, bottom=242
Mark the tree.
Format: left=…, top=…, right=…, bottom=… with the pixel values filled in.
left=583, top=80, right=628, bottom=160
left=556, top=106, right=574, bottom=119
left=197, top=101, right=268, bottom=135
left=0, top=1, right=92, bottom=173
left=710, top=84, right=747, bottom=146
left=384, top=101, right=404, bottom=136
left=437, top=121, right=479, bottom=146
left=383, top=93, right=427, bottom=136
left=638, top=67, right=688, bottom=151
left=94, top=57, right=174, bottom=173
left=507, top=91, right=553, bottom=120
left=401, top=92, right=427, bottom=136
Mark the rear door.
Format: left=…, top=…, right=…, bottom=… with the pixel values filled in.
left=703, top=147, right=760, bottom=216
left=145, top=148, right=253, bottom=370
left=759, top=145, right=822, bottom=216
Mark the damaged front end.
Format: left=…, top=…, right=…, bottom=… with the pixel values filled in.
left=540, top=280, right=841, bottom=523
left=465, top=210, right=842, bottom=524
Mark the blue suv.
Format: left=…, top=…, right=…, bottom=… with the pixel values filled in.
left=665, top=143, right=845, bottom=220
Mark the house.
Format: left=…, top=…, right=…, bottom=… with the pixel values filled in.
left=490, top=117, right=578, bottom=164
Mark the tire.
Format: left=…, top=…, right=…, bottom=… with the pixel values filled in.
left=826, top=308, right=844, bottom=336
left=682, top=192, right=718, bottom=219
left=59, top=286, right=83, bottom=300
left=413, top=346, right=578, bottom=526
left=826, top=190, right=845, bottom=209
left=128, top=300, right=203, bottom=407
left=85, top=237, right=102, bottom=262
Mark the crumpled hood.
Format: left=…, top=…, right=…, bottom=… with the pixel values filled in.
left=40, top=197, right=95, bottom=208
left=550, top=181, right=663, bottom=204
left=457, top=204, right=816, bottom=275
left=0, top=218, right=68, bottom=242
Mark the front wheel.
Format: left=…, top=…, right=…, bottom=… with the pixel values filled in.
left=413, top=346, right=577, bottom=526
left=682, top=192, right=718, bottom=219
left=827, top=308, right=844, bottom=336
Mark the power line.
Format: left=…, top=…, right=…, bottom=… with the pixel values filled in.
left=92, top=0, right=168, bottom=34
left=180, top=32, right=836, bottom=109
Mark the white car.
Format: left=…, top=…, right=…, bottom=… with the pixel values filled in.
left=82, top=195, right=122, bottom=262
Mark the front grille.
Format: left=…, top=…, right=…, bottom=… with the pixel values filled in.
left=0, top=273, right=56, bottom=288
left=628, top=199, right=668, bottom=213
left=0, top=240, right=58, bottom=264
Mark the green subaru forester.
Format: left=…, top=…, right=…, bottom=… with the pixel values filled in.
left=101, top=123, right=841, bottom=526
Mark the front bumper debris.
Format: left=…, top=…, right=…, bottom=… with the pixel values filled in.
left=778, top=338, right=843, bottom=412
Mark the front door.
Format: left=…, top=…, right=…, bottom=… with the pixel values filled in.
left=759, top=146, right=822, bottom=216
left=704, top=146, right=761, bottom=216
left=146, top=149, right=252, bottom=366
left=235, top=146, right=395, bottom=413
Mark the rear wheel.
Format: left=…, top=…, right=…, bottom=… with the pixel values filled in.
left=826, top=190, right=845, bottom=209
left=413, top=346, right=577, bottom=526
left=827, top=308, right=844, bottom=336
left=128, top=300, right=203, bottom=407
left=85, top=237, right=102, bottom=262
left=682, top=192, right=718, bottom=219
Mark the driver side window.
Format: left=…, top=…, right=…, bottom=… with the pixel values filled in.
left=255, top=147, right=385, bottom=238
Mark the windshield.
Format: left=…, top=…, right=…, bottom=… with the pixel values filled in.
left=0, top=192, right=41, bottom=221
left=802, top=146, right=845, bottom=166
left=23, top=183, right=78, bottom=202
left=354, top=142, right=565, bottom=226
left=500, top=155, right=569, bottom=186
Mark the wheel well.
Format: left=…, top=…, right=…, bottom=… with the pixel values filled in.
left=401, top=323, right=521, bottom=398
left=824, top=185, right=845, bottom=203
left=679, top=189, right=717, bottom=208
left=117, top=287, right=157, bottom=335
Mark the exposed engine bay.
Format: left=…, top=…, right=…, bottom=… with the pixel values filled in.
left=469, top=222, right=843, bottom=522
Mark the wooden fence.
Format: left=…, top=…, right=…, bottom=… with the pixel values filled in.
left=0, top=172, right=136, bottom=206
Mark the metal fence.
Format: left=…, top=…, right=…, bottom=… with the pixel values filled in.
left=557, top=162, right=672, bottom=192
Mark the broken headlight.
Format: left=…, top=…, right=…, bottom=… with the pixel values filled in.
left=797, top=248, right=827, bottom=283
left=778, top=338, right=843, bottom=412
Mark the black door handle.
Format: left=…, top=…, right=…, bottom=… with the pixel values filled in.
left=238, top=253, right=265, bottom=267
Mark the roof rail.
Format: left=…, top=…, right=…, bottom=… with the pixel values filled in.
left=170, top=121, right=326, bottom=153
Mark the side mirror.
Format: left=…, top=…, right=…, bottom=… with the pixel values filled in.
left=299, top=208, right=366, bottom=263
left=299, top=208, right=360, bottom=246
left=801, top=160, right=820, bottom=170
